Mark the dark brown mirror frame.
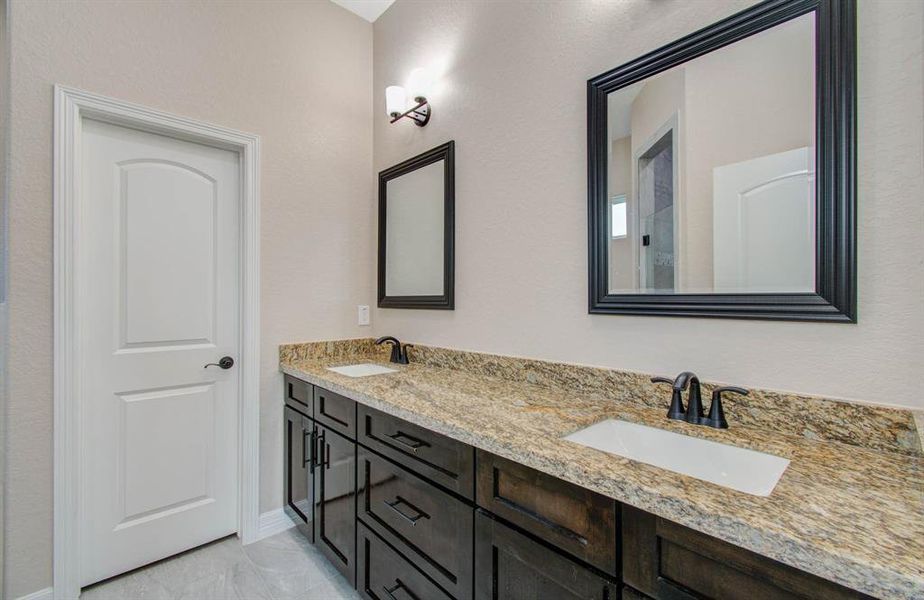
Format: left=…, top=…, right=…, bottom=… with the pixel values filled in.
left=587, top=0, right=856, bottom=322
left=378, top=140, right=455, bottom=310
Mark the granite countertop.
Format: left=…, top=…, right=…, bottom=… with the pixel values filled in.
left=280, top=353, right=924, bottom=600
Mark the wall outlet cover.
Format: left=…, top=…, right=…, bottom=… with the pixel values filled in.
left=358, top=305, right=370, bottom=326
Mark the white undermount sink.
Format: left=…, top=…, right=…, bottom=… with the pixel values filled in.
left=326, top=363, right=398, bottom=377
left=563, top=419, right=789, bottom=496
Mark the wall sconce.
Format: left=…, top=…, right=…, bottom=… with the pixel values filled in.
left=386, top=68, right=432, bottom=127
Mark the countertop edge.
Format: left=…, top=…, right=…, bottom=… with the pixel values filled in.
left=280, top=362, right=921, bottom=600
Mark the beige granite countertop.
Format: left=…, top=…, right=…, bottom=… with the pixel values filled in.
left=280, top=352, right=924, bottom=599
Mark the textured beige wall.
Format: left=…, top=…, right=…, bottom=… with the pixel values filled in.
left=373, top=1, right=924, bottom=408
left=1, top=0, right=9, bottom=596
left=5, top=1, right=373, bottom=596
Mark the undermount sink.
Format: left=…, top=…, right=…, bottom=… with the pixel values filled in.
left=326, top=363, right=398, bottom=377
left=563, top=419, right=789, bottom=496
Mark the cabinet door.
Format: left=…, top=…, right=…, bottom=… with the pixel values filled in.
left=475, top=510, right=617, bottom=600
left=283, top=406, right=314, bottom=541
left=622, top=505, right=870, bottom=600
left=314, top=423, right=357, bottom=585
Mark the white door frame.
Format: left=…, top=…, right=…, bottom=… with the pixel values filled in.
left=53, top=85, right=261, bottom=599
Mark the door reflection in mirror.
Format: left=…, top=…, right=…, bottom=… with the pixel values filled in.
left=605, top=12, right=815, bottom=295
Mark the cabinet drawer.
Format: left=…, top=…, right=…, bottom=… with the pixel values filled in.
left=358, top=448, right=474, bottom=600
left=474, top=510, right=618, bottom=600
left=284, top=375, right=313, bottom=413
left=358, top=405, right=475, bottom=499
left=314, top=386, right=356, bottom=439
left=622, top=505, right=870, bottom=600
left=476, top=450, right=617, bottom=575
left=357, top=522, right=453, bottom=600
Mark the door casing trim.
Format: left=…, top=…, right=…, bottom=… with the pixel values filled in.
left=53, top=85, right=261, bottom=599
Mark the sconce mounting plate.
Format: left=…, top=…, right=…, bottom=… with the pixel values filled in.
left=390, top=98, right=431, bottom=127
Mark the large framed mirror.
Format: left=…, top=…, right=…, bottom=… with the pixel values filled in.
left=378, top=141, right=455, bottom=309
left=588, top=0, right=856, bottom=321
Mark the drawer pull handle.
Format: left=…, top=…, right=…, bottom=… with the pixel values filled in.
left=316, top=431, right=329, bottom=468
left=383, top=578, right=419, bottom=600
left=384, top=496, right=430, bottom=525
left=386, top=431, right=430, bottom=452
left=307, top=430, right=318, bottom=472
left=302, top=430, right=311, bottom=468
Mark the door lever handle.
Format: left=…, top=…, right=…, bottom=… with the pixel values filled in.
left=204, top=356, right=234, bottom=369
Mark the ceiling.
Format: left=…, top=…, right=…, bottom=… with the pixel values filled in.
left=331, top=0, right=395, bottom=22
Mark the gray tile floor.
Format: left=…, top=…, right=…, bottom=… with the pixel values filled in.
left=80, top=529, right=360, bottom=600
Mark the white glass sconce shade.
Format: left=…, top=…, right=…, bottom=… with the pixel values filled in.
left=386, top=85, right=407, bottom=117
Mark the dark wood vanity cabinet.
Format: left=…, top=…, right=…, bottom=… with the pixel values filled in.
left=475, top=510, right=618, bottom=600
left=284, top=375, right=869, bottom=600
left=287, top=379, right=620, bottom=600
left=283, top=376, right=357, bottom=585
left=622, top=505, right=870, bottom=600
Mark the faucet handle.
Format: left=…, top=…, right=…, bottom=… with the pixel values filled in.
left=375, top=336, right=410, bottom=364
left=714, top=386, right=749, bottom=397
left=651, top=376, right=685, bottom=421
left=397, top=343, right=413, bottom=364
left=702, top=386, right=748, bottom=429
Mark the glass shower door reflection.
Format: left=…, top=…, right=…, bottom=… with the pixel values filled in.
left=637, top=129, right=675, bottom=292
left=641, top=206, right=675, bottom=292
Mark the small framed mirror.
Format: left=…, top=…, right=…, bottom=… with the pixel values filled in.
left=588, top=0, right=856, bottom=321
left=378, top=141, right=455, bottom=309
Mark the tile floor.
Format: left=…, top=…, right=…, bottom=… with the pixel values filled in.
left=80, top=528, right=360, bottom=600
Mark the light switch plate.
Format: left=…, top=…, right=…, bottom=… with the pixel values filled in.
left=357, top=305, right=370, bottom=326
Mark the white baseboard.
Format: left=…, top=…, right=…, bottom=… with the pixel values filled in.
left=253, top=508, right=295, bottom=542
left=15, top=587, right=54, bottom=600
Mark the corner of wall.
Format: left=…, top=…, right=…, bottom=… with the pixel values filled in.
left=1, top=0, right=11, bottom=594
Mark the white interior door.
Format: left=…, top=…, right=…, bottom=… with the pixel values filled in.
left=79, top=118, right=241, bottom=586
left=712, top=146, right=815, bottom=293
